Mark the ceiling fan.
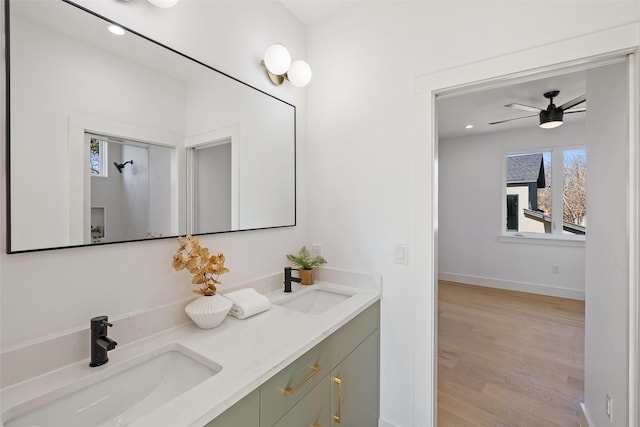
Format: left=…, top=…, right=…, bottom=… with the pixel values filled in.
left=489, top=90, right=586, bottom=129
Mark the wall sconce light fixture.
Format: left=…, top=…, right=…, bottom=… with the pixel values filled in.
left=261, top=44, right=312, bottom=88
left=147, top=0, right=180, bottom=7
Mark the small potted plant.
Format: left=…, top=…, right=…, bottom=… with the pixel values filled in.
left=172, top=235, right=232, bottom=329
left=286, top=246, right=327, bottom=285
left=90, top=225, right=103, bottom=244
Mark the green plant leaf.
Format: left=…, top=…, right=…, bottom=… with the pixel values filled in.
left=286, top=246, right=327, bottom=269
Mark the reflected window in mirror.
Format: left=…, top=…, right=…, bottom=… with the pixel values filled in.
left=90, top=137, right=108, bottom=177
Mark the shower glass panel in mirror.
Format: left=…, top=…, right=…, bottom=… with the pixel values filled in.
left=6, top=0, right=296, bottom=253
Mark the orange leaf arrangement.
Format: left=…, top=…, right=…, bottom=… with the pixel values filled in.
left=172, top=235, right=229, bottom=296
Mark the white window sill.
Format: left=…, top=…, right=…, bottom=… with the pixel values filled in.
left=499, top=233, right=586, bottom=248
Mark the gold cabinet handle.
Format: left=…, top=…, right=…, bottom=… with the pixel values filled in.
left=284, top=364, right=322, bottom=395
left=333, top=376, right=342, bottom=424
left=312, top=424, right=320, bottom=427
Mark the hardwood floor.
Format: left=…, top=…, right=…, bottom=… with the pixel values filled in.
left=437, top=281, right=585, bottom=427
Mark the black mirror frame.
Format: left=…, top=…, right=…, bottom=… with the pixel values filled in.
left=4, top=0, right=297, bottom=254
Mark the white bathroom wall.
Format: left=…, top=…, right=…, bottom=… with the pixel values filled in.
left=306, top=3, right=640, bottom=426
left=438, top=124, right=586, bottom=300
left=584, top=61, right=630, bottom=427
left=1, top=1, right=307, bottom=348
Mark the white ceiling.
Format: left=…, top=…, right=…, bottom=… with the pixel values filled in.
left=437, top=69, right=587, bottom=140
left=280, top=1, right=353, bottom=25
left=279, top=1, right=588, bottom=141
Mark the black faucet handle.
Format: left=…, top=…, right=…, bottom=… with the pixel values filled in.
left=90, top=315, right=112, bottom=331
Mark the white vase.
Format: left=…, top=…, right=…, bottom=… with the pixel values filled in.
left=185, top=294, right=233, bottom=329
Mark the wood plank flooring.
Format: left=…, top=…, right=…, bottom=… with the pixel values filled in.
left=437, top=281, right=585, bottom=427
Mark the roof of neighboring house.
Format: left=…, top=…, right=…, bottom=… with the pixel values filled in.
left=506, top=153, right=545, bottom=188
left=523, top=208, right=586, bottom=235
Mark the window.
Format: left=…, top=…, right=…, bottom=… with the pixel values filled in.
left=89, top=137, right=107, bottom=177
left=562, top=148, right=587, bottom=233
left=504, top=148, right=586, bottom=236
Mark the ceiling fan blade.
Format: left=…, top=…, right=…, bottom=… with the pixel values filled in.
left=505, top=103, right=542, bottom=113
left=559, top=94, right=586, bottom=110
left=565, top=107, right=586, bottom=114
left=489, top=113, right=538, bottom=125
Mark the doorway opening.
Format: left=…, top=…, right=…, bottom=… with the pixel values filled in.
left=415, top=33, right=640, bottom=425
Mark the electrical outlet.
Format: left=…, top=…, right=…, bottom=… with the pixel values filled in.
left=311, top=244, right=323, bottom=258
left=552, top=265, right=560, bottom=274
left=606, top=393, right=613, bottom=422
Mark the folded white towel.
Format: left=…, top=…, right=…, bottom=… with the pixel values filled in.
left=224, top=288, right=271, bottom=319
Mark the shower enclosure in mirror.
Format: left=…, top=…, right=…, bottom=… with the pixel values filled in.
left=5, top=0, right=296, bottom=253
left=87, top=134, right=175, bottom=244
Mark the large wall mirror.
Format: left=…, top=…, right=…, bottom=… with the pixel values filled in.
left=5, top=0, right=296, bottom=253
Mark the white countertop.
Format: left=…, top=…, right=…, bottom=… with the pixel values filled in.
left=0, top=280, right=380, bottom=427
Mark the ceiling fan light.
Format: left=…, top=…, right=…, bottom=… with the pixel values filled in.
left=539, top=108, right=564, bottom=129
left=539, top=120, right=563, bottom=129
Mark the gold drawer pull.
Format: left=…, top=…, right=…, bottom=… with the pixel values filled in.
left=333, top=376, right=342, bottom=424
left=284, top=364, right=322, bottom=395
left=312, top=424, right=320, bottom=427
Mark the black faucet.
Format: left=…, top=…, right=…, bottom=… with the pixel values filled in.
left=90, top=316, right=117, bottom=367
left=284, top=267, right=301, bottom=292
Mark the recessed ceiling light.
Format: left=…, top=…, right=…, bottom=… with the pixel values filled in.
left=108, top=25, right=125, bottom=36
left=465, top=124, right=474, bottom=129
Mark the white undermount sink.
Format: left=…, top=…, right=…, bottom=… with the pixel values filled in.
left=274, top=287, right=354, bottom=314
left=3, top=344, right=221, bottom=427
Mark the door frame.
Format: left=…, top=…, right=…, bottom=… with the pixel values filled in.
left=413, top=23, right=639, bottom=427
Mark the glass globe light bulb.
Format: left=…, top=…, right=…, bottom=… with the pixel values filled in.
left=147, top=0, right=180, bottom=8
left=263, top=44, right=291, bottom=76
left=287, top=60, right=312, bottom=87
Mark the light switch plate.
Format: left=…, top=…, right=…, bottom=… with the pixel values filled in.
left=394, top=243, right=408, bottom=265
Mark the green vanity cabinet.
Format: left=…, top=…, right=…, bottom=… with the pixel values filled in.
left=204, top=388, right=260, bottom=427
left=204, top=301, right=379, bottom=427
left=330, top=302, right=379, bottom=368
left=260, top=338, right=331, bottom=426
left=273, top=375, right=332, bottom=427
left=331, top=331, right=380, bottom=426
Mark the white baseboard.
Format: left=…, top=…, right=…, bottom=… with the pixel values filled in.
left=579, top=402, right=593, bottom=427
left=438, top=272, right=585, bottom=301
left=379, top=419, right=397, bottom=427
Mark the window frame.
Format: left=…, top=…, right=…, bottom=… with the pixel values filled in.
left=501, top=146, right=586, bottom=246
